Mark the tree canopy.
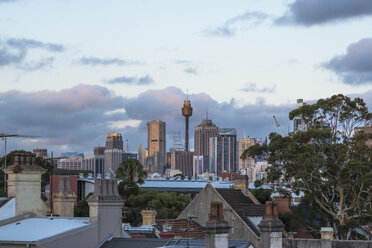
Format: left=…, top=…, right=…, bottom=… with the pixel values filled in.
left=242, top=94, right=372, bottom=240
left=116, top=159, right=147, bottom=184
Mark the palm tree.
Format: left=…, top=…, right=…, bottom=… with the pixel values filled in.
left=116, top=159, right=147, bottom=184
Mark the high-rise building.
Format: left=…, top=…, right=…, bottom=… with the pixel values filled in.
left=94, top=146, right=105, bottom=156
left=237, top=137, right=263, bottom=170
left=209, top=128, right=237, bottom=177
left=104, top=133, right=124, bottom=176
left=33, top=148, right=48, bottom=158
left=138, top=144, right=148, bottom=166
left=147, top=120, right=166, bottom=174
left=194, top=118, right=218, bottom=156
left=293, top=99, right=308, bottom=132
left=193, top=155, right=208, bottom=178
left=171, top=150, right=194, bottom=178
left=85, top=154, right=105, bottom=178
left=106, top=133, right=123, bottom=150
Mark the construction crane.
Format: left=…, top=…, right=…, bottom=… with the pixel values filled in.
left=272, top=115, right=286, bottom=136
left=1, top=133, right=39, bottom=195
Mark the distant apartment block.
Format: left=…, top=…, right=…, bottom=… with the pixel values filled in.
left=293, top=99, right=308, bottom=132
left=33, top=148, right=48, bottom=158
left=237, top=137, right=263, bottom=170
left=193, top=155, right=208, bottom=178
left=93, top=146, right=105, bottom=156
left=85, top=154, right=105, bottom=178
left=57, top=156, right=84, bottom=170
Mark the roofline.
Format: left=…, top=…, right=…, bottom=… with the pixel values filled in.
left=213, top=188, right=260, bottom=240
left=0, top=212, right=35, bottom=227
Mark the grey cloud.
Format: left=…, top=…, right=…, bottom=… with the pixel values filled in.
left=288, top=58, right=299, bottom=64
left=0, top=84, right=126, bottom=155
left=123, top=87, right=293, bottom=149
left=80, top=57, right=141, bottom=66
left=7, top=38, right=64, bottom=52
left=201, top=11, right=269, bottom=37
left=17, top=57, right=54, bottom=71
left=0, top=37, right=63, bottom=70
left=322, top=38, right=372, bottom=85
left=240, top=83, right=276, bottom=93
left=276, top=0, right=372, bottom=26
left=2, top=86, right=371, bottom=156
left=106, top=75, right=154, bottom=85
left=184, top=67, right=198, bottom=75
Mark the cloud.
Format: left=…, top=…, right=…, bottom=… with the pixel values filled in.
left=184, top=67, right=198, bottom=75
left=288, top=58, right=299, bottom=64
left=322, top=38, right=372, bottom=85
left=0, top=37, right=63, bottom=70
left=175, top=60, right=192, bottom=65
left=80, top=57, right=141, bottom=66
left=1, top=86, right=371, bottom=155
left=0, top=84, right=127, bottom=154
left=276, top=0, right=372, bottom=26
left=240, top=83, right=276, bottom=93
left=106, top=75, right=154, bottom=85
left=201, top=11, right=269, bottom=37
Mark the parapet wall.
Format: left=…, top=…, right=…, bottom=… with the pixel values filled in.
left=283, top=238, right=372, bottom=248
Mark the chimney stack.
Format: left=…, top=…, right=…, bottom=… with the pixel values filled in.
left=258, top=201, right=285, bottom=248
left=4, top=152, right=48, bottom=216
left=141, top=209, right=157, bottom=226
left=88, top=178, right=124, bottom=244
left=52, top=176, right=76, bottom=217
left=204, top=202, right=231, bottom=248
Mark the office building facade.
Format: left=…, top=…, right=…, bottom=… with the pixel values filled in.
left=147, top=120, right=166, bottom=174
left=194, top=118, right=218, bottom=156
left=104, top=133, right=124, bottom=176
left=209, top=128, right=237, bottom=176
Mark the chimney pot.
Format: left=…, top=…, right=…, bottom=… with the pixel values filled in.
left=14, top=153, right=20, bottom=166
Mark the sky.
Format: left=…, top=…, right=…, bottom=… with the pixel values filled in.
left=0, top=0, right=371, bottom=156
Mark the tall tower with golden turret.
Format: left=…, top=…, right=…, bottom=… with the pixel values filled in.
left=182, top=99, right=193, bottom=151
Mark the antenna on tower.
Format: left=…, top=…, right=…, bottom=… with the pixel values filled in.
left=206, top=105, right=208, bottom=120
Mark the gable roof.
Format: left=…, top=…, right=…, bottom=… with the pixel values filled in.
left=215, top=188, right=265, bottom=237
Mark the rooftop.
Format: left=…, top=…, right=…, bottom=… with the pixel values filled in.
left=0, top=217, right=91, bottom=242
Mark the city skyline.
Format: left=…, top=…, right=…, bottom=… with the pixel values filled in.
left=1, top=0, right=372, bottom=155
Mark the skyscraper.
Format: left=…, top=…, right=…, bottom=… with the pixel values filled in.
left=293, top=99, right=308, bottom=132
left=106, top=133, right=124, bottom=150
left=209, top=128, right=237, bottom=176
left=104, top=133, right=123, bottom=176
left=194, top=118, right=218, bottom=156
left=147, top=120, right=166, bottom=174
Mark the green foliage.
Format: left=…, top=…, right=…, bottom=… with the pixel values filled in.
left=123, top=190, right=190, bottom=226
left=118, top=179, right=140, bottom=199
left=116, top=159, right=147, bottom=184
left=250, top=188, right=272, bottom=204
left=278, top=212, right=303, bottom=232
left=173, top=173, right=185, bottom=180
left=74, top=193, right=92, bottom=217
left=241, top=94, right=372, bottom=240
